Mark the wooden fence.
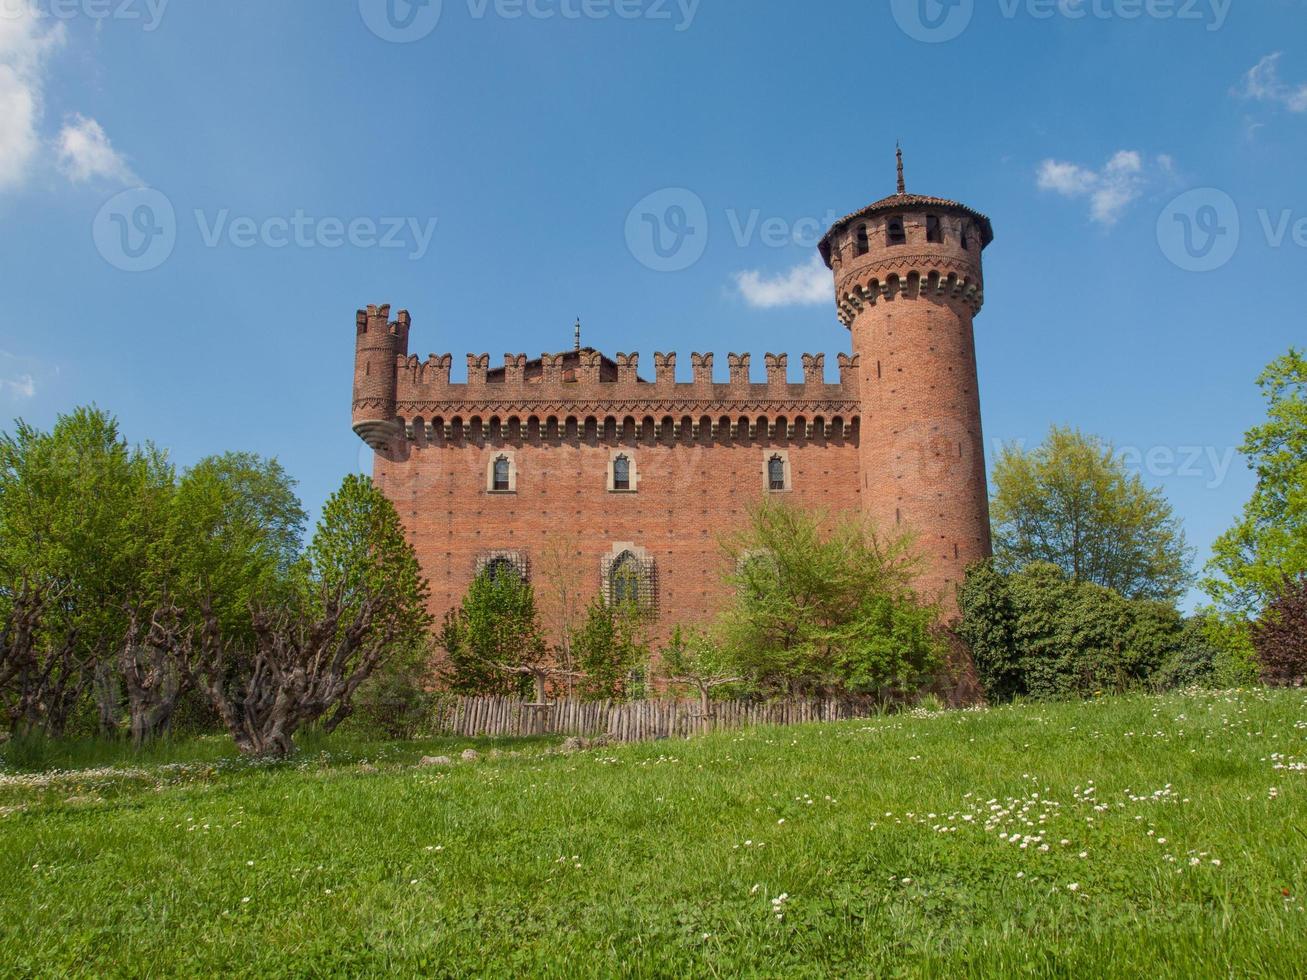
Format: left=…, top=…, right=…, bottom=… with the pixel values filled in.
left=428, top=696, right=875, bottom=743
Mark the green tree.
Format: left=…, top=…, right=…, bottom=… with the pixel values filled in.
left=0, top=407, right=172, bottom=736
left=571, top=597, right=649, bottom=702
left=959, top=560, right=1185, bottom=702
left=717, top=501, right=943, bottom=698
left=1204, top=349, right=1307, bottom=616
left=660, top=626, right=742, bottom=730
left=199, top=475, right=430, bottom=757
left=123, top=452, right=305, bottom=745
left=439, top=569, right=548, bottom=698
left=991, top=426, right=1192, bottom=601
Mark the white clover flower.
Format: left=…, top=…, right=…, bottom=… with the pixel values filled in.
left=1067, top=883, right=1080, bottom=892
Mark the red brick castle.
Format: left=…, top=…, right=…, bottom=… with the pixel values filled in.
left=352, top=154, right=994, bottom=650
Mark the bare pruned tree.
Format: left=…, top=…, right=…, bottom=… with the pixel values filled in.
left=120, top=602, right=198, bottom=748
left=0, top=587, right=87, bottom=738
left=196, top=475, right=430, bottom=758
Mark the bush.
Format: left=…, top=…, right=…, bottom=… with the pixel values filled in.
left=959, top=561, right=1187, bottom=701
left=438, top=570, right=547, bottom=698
left=571, top=598, right=650, bottom=702
left=717, top=501, right=944, bottom=699
left=1254, top=576, right=1307, bottom=687
left=1152, top=617, right=1222, bottom=690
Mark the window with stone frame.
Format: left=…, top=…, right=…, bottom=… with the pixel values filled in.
left=768, top=454, right=787, bottom=491
left=613, top=454, right=632, bottom=491
left=886, top=216, right=906, bottom=246
left=488, top=453, right=515, bottom=493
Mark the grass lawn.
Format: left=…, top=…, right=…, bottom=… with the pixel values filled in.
left=1, top=689, right=1304, bottom=978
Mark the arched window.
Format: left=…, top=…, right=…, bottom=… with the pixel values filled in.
left=492, top=455, right=511, bottom=492
left=886, top=216, right=906, bottom=246
left=926, top=215, right=943, bottom=243
left=855, top=224, right=869, bottom=255
left=768, top=454, right=786, bottom=491
left=484, top=556, right=518, bottom=583
left=610, top=551, right=641, bottom=606
left=613, top=454, right=631, bottom=491
left=961, top=225, right=971, bottom=251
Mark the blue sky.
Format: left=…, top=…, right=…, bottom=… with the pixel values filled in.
left=1, top=0, right=1304, bottom=607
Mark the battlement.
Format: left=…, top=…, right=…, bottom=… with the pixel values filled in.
left=393, top=349, right=859, bottom=402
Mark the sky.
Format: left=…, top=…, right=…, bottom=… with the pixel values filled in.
left=1, top=0, right=1304, bottom=608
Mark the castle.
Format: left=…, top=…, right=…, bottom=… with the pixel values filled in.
left=352, top=154, right=994, bottom=654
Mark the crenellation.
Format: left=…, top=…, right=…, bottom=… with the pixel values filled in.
left=802, top=353, right=825, bottom=386
left=764, top=353, right=787, bottom=388
left=837, top=352, right=860, bottom=388
left=616, top=353, right=639, bottom=386
left=467, top=353, right=489, bottom=386
left=578, top=350, right=602, bottom=385
left=426, top=354, right=451, bottom=385
left=652, top=352, right=674, bottom=385
left=728, top=353, right=750, bottom=387
left=542, top=353, right=564, bottom=384
left=691, top=352, right=713, bottom=387
left=503, top=354, right=527, bottom=386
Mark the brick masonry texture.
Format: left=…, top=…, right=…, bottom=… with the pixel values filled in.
left=352, top=179, right=994, bottom=660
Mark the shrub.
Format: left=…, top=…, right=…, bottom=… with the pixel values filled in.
left=439, top=570, right=547, bottom=698
left=571, top=598, right=649, bottom=702
left=1254, top=576, right=1307, bottom=687
left=960, top=561, right=1186, bottom=701
left=717, top=501, right=943, bottom=699
left=1152, top=617, right=1222, bottom=690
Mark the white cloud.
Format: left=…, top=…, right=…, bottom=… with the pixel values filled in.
left=56, top=113, right=136, bottom=183
left=0, top=5, right=135, bottom=192
left=1037, top=149, right=1169, bottom=226
left=734, top=256, right=829, bottom=309
left=0, top=374, right=36, bottom=400
left=1235, top=52, right=1307, bottom=114
left=0, top=6, right=65, bottom=192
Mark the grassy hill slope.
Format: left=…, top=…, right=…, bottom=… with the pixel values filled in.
left=2, top=690, right=1304, bottom=977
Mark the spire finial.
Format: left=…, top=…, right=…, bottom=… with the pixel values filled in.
left=896, top=142, right=906, bottom=195
left=574, top=317, right=581, bottom=352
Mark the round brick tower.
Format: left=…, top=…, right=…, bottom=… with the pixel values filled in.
left=352, top=303, right=409, bottom=452
left=818, top=150, right=994, bottom=616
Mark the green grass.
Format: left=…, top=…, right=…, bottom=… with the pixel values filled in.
left=2, top=690, right=1304, bottom=978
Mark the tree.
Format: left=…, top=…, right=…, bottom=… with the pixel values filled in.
left=717, top=501, right=943, bottom=698
left=571, top=597, right=649, bottom=702
left=122, top=453, right=306, bottom=745
left=536, top=532, right=587, bottom=696
left=198, top=475, right=430, bottom=757
left=959, top=560, right=1185, bottom=702
left=660, top=626, right=740, bottom=732
left=0, top=407, right=172, bottom=737
left=1253, top=576, right=1307, bottom=687
left=990, top=426, right=1192, bottom=602
left=439, top=568, right=549, bottom=698
left=1204, top=349, right=1307, bottom=617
